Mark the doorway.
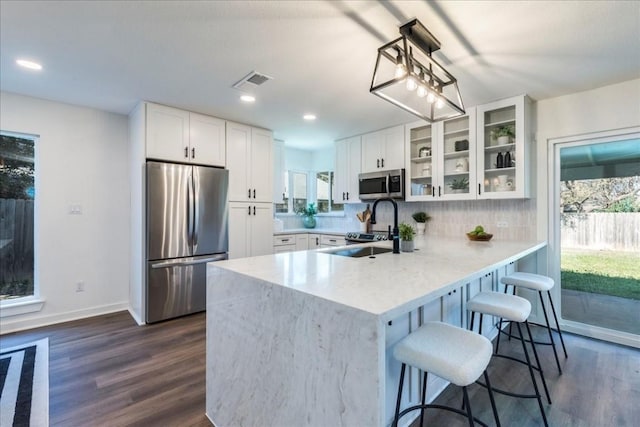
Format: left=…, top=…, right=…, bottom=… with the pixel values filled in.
left=551, top=129, right=640, bottom=346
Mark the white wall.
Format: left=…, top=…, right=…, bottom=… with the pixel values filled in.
left=0, top=92, right=130, bottom=333
left=535, top=78, right=640, bottom=241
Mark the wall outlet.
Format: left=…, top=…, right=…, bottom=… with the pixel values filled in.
left=69, top=204, right=83, bottom=215
left=75, top=281, right=85, bottom=292
left=497, top=221, right=509, bottom=228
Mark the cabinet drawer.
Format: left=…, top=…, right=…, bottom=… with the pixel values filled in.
left=273, top=234, right=296, bottom=246
left=320, top=235, right=346, bottom=247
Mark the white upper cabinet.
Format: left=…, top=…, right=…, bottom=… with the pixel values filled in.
left=439, top=109, right=477, bottom=200
left=405, top=109, right=476, bottom=201
left=476, top=95, right=531, bottom=199
left=189, top=112, right=226, bottom=166
left=361, top=125, right=405, bottom=173
left=273, top=139, right=286, bottom=204
left=226, top=122, right=273, bottom=203
left=146, top=103, right=225, bottom=167
left=334, top=136, right=361, bottom=203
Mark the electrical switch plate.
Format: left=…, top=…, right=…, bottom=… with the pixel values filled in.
left=76, top=281, right=85, bottom=292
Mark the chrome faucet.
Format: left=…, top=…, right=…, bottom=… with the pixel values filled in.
left=370, top=197, right=399, bottom=254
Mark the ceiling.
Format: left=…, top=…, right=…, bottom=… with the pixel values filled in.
left=1, top=1, right=639, bottom=151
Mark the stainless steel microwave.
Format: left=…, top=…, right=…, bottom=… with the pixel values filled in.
left=358, top=169, right=405, bottom=200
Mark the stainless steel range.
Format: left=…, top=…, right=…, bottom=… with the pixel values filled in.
left=344, top=231, right=389, bottom=245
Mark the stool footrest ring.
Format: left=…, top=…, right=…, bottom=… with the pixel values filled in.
left=396, top=403, right=489, bottom=427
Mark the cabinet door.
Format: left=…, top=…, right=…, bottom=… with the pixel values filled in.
left=226, top=122, right=251, bottom=201
left=476, top=95, right=530, bottom=199
left=381, top=125, right=405, bottom=171
left=335, top=137, right=362, bottom=203
left=228, top=202, right=251, bottom=259
left=250, top=128, right=273, bottom=203
left=361, top=130, right=383, bottom=173
left=295, top=234, right=309, bottom=251
left=190, top=112, right=226, bottom=167
left=439, top=110, right=476, bottom=200
left=250, top=203, right=274, bottom=256
left=273, top=139, right=286, bottom=203
left=334, top=139, right=350, bottom=203
left=346, top=136, right=362, bottom=202
left=442, top=287, right=463, bottom=328
left=146, top=103, right=190, bottom=162
left=308, top=233, right=320, bottom=249
left=405, top=120, right=437, bottom=200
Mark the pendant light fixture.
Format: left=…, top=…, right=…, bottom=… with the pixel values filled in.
left=370, top=19, right=465, bottom=122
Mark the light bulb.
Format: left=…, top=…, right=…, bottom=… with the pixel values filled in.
left=406, top=76, right=417, bottom=91
left=394, top=53, right=406, bottom=79
left=417, top=85, right=427, bottom=98
left=426, top=92, right=435, bottom=103
left=436, top=98, right=444, bottom=109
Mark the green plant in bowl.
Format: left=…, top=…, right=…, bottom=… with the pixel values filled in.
left=398, top=223, right=416, bottom=241
left=411, top=212, right=431, bottom=223
left=449, top=177, right=469, bottom=190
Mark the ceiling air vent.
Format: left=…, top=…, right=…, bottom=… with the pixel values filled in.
left=232, top=71, right=273, bottom=90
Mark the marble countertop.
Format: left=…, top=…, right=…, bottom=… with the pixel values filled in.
left=211, top=236, right=546, bottom=321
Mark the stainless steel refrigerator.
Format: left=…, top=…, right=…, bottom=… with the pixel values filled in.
left=146, top=161, right=228, bottom=323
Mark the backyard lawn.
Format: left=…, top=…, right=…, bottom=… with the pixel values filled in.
left=561, top=249, right=640, bottom=300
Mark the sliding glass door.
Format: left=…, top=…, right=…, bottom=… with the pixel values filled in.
left=552, top=130, right=640, bottom=344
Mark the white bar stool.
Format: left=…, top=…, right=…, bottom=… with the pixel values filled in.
left=392, top=321, right=500, bottom=427
left=500, top=272, right=568, bottom=374
left=467, top=291, right=550, bottom=427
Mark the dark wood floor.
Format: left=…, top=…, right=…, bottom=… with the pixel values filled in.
left=1, top=311, right=638, bottom=426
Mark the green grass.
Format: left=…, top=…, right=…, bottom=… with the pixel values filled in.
left=561, top=249, right=640, bottom=301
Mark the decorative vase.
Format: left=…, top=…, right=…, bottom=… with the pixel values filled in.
left=416, top=223, right=426, bottom=235
left=303, top=216, right=316, bottom=229
left=400, top=239, right=414, bottom=252
left=497, top=135, right=510, bottom=145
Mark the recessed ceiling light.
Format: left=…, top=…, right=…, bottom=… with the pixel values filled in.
left=240, top=95, right=255, bottom=103
left=16, top=59, right=42, bottom=70
left=303, top=114, right=316, bottom=121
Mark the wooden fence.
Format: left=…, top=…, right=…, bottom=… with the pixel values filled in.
left=0, top=199, right=34, bottom=286
left=561, top=212, right=640, bottom=252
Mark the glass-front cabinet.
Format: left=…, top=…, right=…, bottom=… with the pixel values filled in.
left=440, top=110, right=476, bottom=199
left=476, top=95, right=531, bottom=199
left=405, top=108, right=476, bottom=201
left=406, top=121, right=437, bottom=199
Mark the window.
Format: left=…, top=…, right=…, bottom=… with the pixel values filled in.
left=276, top=170, right=343, bottom=214
left=316, top=171, right=343, bottom=213
left=291, top=171, right=308, bottom=213
left=0, top=133, right=36, bottom=301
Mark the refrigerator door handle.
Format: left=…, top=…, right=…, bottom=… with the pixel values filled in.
left=186, top=170, right=194, bottom=247
left=150, top=254, right=228, bottom=269
left=193, top=170, right=200, bottom=249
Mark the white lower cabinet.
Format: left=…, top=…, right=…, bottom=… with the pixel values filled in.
left=308, top=234, right=320, bottom=249
left=273, top=234, right=296, bottom=254
left=319, top=234, right=346, bottom=248
left=385, top=309, right=421, bottom=427
left=229, top=202, right=273, bottom=259
left=295, top=234, right=309, bottom=251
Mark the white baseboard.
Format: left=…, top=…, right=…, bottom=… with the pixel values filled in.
left=127, top=306, right=145, bottom=326
left=0, top=302, right=129, bottom=334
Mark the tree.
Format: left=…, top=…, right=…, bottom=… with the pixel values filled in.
left=0, top=135, right=35, bottom=200
left=561, top=177, right=640, bottom=213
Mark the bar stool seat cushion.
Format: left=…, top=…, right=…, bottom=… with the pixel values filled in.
left=467, top=291, right=531, bottom=322
left=393, top=321, right=492, bottom=387
left=501, top=272, right=554, bottom=291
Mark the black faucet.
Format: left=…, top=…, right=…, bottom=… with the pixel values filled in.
left=369, top=197, right=400, bottom=254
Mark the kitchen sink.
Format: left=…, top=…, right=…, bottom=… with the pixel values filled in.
left=326, top=246, right=393, bottom=258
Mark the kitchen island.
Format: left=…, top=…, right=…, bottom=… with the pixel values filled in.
left=206, top=236, right=546, bottom=427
